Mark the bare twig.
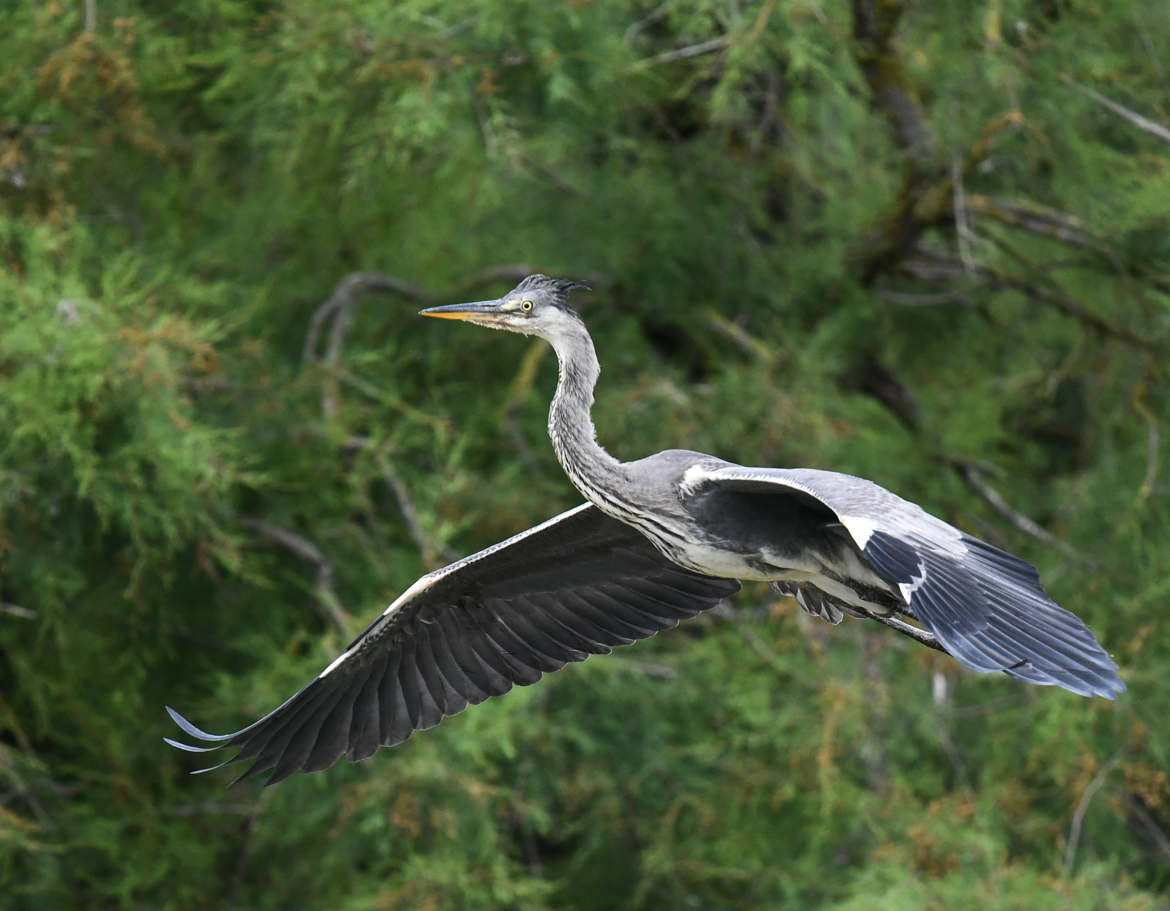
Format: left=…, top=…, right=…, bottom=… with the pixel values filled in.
left=614, top=658, right=678, bottom=679
left=981, top=234, right=1155, bottom=351
left=623, top=0, right=671, bottom=45
left=1065, top=751, right=1123, bottom=870
left=83, top=0, right=97, bottom=33
left=851, top=0, right=936, bottom=166
left=704, top=309, right=777, bottom=365
left=239, top=518, right=349, bottom=631
left=1126, top=794, right=1170, bottom=863
left=966, top=195, right=1107, bottom=255
left=373, top=452, right=460, bottom=566
left=1, top=766, right=52, bottom=826
left=1067, top=79, right=1170, bottom=147
left=304, top=271, right=434, bottom=367
left=323, top=275, right=431, bottom=362
left=901, top=247, right=1156, bottom=352
left=343, top=435, right=459, bottom=565
left=876, top=289, right=968, bottom=307
left=931, top=671, right=974, bottom=795
left=430, top=15, right=477, bottom=41
left=951, top=149, right=979, bottom=277
left=306, top=267, right=605, bottom=420
left=968, top=195, right=1170, bottom=298
left=306, top=272, right=437, bottom=419
left=1, top=603, right=36, bottom=620
left=632, top=37, right=730, bottom=68
left=848, top=0, right=949, bottom=284
left=839, top=354, right=921, bottom=432
left=1131, top=384, right=1161, bottom=505
left=952, top=460, right=1086, bottom=563
left=517, top=157, right=584, bottom=196
left=472, top=94, right=496, bottom=156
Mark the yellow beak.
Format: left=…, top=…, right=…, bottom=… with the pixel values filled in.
left=419, top=301, right=502, bottom=321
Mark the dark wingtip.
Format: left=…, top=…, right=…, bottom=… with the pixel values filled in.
left=1097, top=671, right=1126, bottom=700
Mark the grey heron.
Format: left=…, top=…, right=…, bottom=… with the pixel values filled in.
left=167, top=274, right=1124, bottom=785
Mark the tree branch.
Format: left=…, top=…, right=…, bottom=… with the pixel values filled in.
left=1, top=602, right=36, bottom=619
left=1068, top=79, right=1170, bottom=147
left=848, top=0, right=951, bottom=284
left=304, top=271, right=437, bottom=423
left=632, top=36, right=730, bottom=69
left=306, top=266, right=606, bottom=419
left=239, top=518, right=349, bottom=632
left=1065, top=750, right=1123, bottom=870
left=950, top=459, right=1086, bottom=563
left=900, top=247, right=1157, bottom=352
left=374, top=452, right=461, bottom=567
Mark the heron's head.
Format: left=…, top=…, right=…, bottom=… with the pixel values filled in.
left=420, top=274, right=590, bottom=340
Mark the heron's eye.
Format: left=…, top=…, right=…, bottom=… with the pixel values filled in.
left=521, top=300, right=534, bottom=312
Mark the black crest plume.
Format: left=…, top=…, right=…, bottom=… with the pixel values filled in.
left=514, top=273, right=591, bottom=306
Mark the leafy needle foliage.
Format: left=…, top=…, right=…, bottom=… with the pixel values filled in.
left=2, top=1, right=1168, bottom=908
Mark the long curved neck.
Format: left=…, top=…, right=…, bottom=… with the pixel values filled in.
left=546, top=320, right=628, bottom=507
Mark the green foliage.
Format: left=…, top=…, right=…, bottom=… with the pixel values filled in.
left=2, top=1, right=1169, bottom=908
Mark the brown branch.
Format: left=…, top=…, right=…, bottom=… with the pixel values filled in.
left=1064, top=750, right=1124, bottom=870
left=981, top=233, right=1157, bottom=351
left=373, top=452, right=461, bottom=567
left=839, top=353, right=920, bottom=432
left=613, top=658, right=679, bottom=679
left=704, top=308, right=778, bottom=365
left=900, top=247, right=1157, bottom=352
left=632, top=36, right=730, bottom=68
left=343, top=435, right=460, bottom=567
left=1067, top=79, right=1170, bottom=147
left=950, top=460, right=1087, bottom=563
left=1131, top=382, right=1161, bottom=506
left=239, top=518, right=349, bottom=631
left=851, top=0, right=935, bottom=166
left=1, top=602, right=36, bottom=619
left=849, top=1, right=1031, bottom=287
left=306, top=267, right=606, bottom=420
left=876, top=289, right=968, bottom=307
left=305, top=272, right=438, bottom=419
left=966, top=195, right=1105, bottom=252
left=964, top=193, right=1170, bottom=300
left=1126, top=794, right=1170, bottom=864
left=848, top=0, right=951, bottom=284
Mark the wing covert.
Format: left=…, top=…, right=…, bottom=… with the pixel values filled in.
left=688, top=465, right=1123, bottom=698
left=166, top=504, right=740, bottom=785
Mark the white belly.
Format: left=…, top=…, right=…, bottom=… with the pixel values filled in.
left=660, top=539, right=818, bottom=582
left=658, top=537, right=896, bottom=612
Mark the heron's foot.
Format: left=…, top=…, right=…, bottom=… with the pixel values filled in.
left=871, top=612, right=948, bottom=654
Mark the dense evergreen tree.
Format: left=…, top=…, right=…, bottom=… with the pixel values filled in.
left=2, top=1, right=1168, bottom=907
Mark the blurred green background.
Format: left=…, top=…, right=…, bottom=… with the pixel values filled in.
left=2, top=1, right=1168, bottom=908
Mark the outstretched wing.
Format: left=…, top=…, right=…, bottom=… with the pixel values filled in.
left=166, top=503, right=740, bottom=785
left=685, top=465, right=1124, bottom=699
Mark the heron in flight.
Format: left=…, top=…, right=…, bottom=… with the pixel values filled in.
left=168, top=275, right=1124, bottom=784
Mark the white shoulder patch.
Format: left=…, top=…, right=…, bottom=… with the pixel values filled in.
left=679, top=464, right=714, bottom=496
left=839, top=514, right=877, bottom=549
